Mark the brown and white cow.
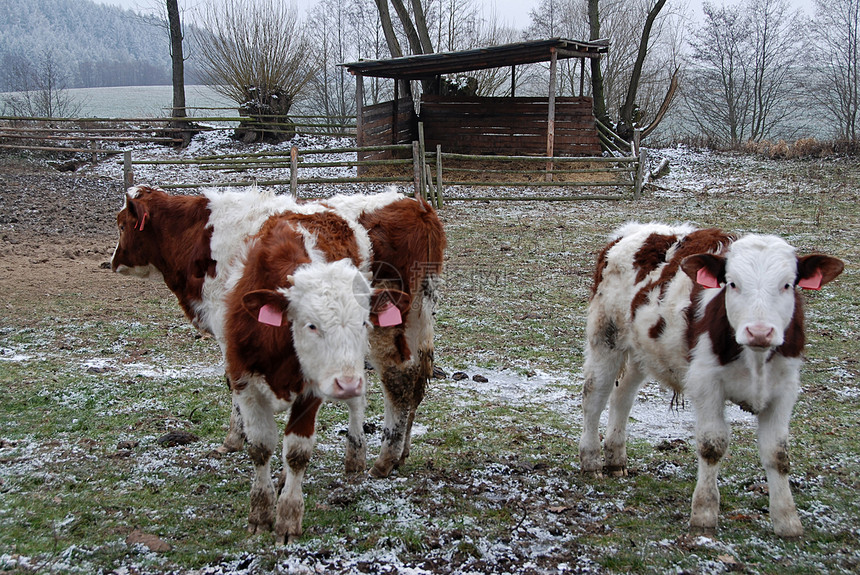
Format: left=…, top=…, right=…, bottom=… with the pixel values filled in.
left=579, top=223, right=843, bottom=537
left=111, top=186, right=445, bottom=488
left=223, top=208, right=415, bottom=543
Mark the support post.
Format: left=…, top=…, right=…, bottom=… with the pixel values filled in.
left=417, top=122, right=430, bottom=204
left=355, top=73, right=365, bottom=175
left=579, top=58, right=586, bottom=97
left=632, top=127, right=641, bottom=157
left=290, top=146, right=298, bottom=196
left=412, top=141, right=422, bottom=199
left=123, top=150, right=133, bottom=190
left=511, top=65, right=516, bottom=97
left=634, top=147, right=647, bottom=200
left=392, top=80, right=399, bottom=146
left=545, top=48, right=558, bottom=182
left=435, top=144, right=443, bottom=208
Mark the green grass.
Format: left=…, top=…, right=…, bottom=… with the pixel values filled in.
left=1, top=151, right=858, bottom=573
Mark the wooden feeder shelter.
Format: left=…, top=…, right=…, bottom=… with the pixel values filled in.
left=341, top=38, right=609, bottom=163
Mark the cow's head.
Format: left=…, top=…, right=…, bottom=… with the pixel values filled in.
left=241, top=258, right=411, bottom=400
left=111, top=185, right=163, bottom=279
left=683, top=235, right=843, bottom=351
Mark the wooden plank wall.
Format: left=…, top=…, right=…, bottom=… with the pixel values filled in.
left=419, top=96, right=602, bottom=157
left=359, top=97, right=416, bottom=162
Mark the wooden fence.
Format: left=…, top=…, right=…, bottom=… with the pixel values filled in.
left=121, top=138, right=645, bottom=203
left=121, top=144, right=420, bottom=197
left=0, top=113, right=357, bottom=157
left=1, top=115, right=644, bottom=202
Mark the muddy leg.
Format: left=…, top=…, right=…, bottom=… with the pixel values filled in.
left=275, top=393, right=321, bottom=545
left=344, top=394, right=367, bottom=473
left=234, top=389, right=278, bottom=534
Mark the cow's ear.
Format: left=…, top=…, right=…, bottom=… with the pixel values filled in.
left=797, top=254, right=844, bottom=290
left=126, top=198, right=150, bottom=231
left=242, top=289, right=289, bottom=327
left=370, top=289, right=411, bottom=327
left=682, top=254, right=726, bottom=289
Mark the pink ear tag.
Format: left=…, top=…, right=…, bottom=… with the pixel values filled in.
left=696, top=267, right=720, bottom=289
left=257, top=303, right=284, bottom=327
left=377, top=303, right=402, bottom=327
left=798, top=268, right=823, bottom=290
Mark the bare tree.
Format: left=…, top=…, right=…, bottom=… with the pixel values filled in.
left=809, top=0, right=860, bottom=142
left=684, top=0, right=802, bottom=147
left=2, top=50, right=83, bottom=118
left=524, top=0, right=682, bottom=142
left=684, top=2, right=752, bottom=146
left=193, top=0, right=315, bottom=142
left=747, top=0, right=802, bottom=140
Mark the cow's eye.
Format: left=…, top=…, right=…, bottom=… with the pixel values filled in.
left=306, top=323, right=318, bottom=332
left=783, top=283, right=792, bottom=290
left=729, top=282, right=737, bottom=289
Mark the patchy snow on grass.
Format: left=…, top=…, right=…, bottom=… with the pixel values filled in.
left=439, top=366, right=756, bottom=445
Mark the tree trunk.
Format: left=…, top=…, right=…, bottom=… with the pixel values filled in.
left=374, top=0, right=412, bottom=98
left=618, top=0, right=667, bottom=142
left=588, top=0, right=608, bottom=126
left=166, top=0, right=194, bottom=146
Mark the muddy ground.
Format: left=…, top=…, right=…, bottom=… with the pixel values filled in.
left=0, top=159, right=169, bottom=321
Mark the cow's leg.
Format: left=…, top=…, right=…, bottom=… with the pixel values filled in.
left=234, top=387, right=278, bottom=534
left=344, top=394, right=367, bottom=473
left=690, top=394, right=729, bottom=536
left=217, top=390, right=246, bottom=454
left=757, top=394, right=803, bottom=537
left=603, top=361, right=646, bottom=477
left=371, top=362, right=422, bottom=478
left=368, top=278, right=434, bottom=479
left=579, top=343, right=626, bottom=477
left=275, top=393, right=322, bottom=544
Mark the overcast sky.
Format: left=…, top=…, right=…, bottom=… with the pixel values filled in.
left=90, top=0, right=817, bottom=32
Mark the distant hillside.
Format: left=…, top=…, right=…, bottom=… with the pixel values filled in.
left=0, top=0, right=200, bottom=90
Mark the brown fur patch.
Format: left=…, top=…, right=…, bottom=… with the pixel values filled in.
left=631, top=229, right=735, bottom=318
left=688, top=289, right=743, bottom=366
left=649, top=316, right=666, bottom=340
left=285, top=394, right=322, bottom=441
left=776, top=293, right=805, bottom=359
left=591, top=238, right=621, bottom=298
left=633, top=233, right=677, bottom=284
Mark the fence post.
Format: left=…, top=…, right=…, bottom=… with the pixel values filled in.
left=633, top=147, right=647, bottom=200
left=632, top=127, right=641, bottom=157
left=123, top=150, right=133, bottom=190
left=435, top=144, right=443, bottom=208
left=412, top=141, right=423, bottom=199
left=418, top=122, right=433, bottom=205
left=290, top=146, right=298, bottom=196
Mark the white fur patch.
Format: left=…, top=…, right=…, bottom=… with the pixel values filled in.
left=285, top=259, right=373, bottom=400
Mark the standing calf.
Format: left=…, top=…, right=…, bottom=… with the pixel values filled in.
left=579, top=223, right=843, bottom=537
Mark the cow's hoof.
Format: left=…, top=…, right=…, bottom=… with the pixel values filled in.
left=605, top=465, right=627, bottom=477
left=370, top=462, right=394, bottom=479
left=774, top=523, right=803, bottom=539
left=690, top=524, right=717, bottom=538
left=216, top=441, right=243, bottom=454
left=247, top=521, right=272, bottom=535
left=275, top=532, right=301, bottom=545
left=580, top=468, right=604, bottom=479
left=345, top=459, right=367, bottom=474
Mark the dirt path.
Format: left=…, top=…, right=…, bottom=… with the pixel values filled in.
left=0, top=159, right=164, bottom=313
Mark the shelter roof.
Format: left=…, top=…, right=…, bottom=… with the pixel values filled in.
left=341, top=37, right=609, bottom=80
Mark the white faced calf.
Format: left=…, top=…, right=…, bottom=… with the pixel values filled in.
left=225, top=213, right=409, bottom=544
left=579, top=223, right=843, bottom=537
